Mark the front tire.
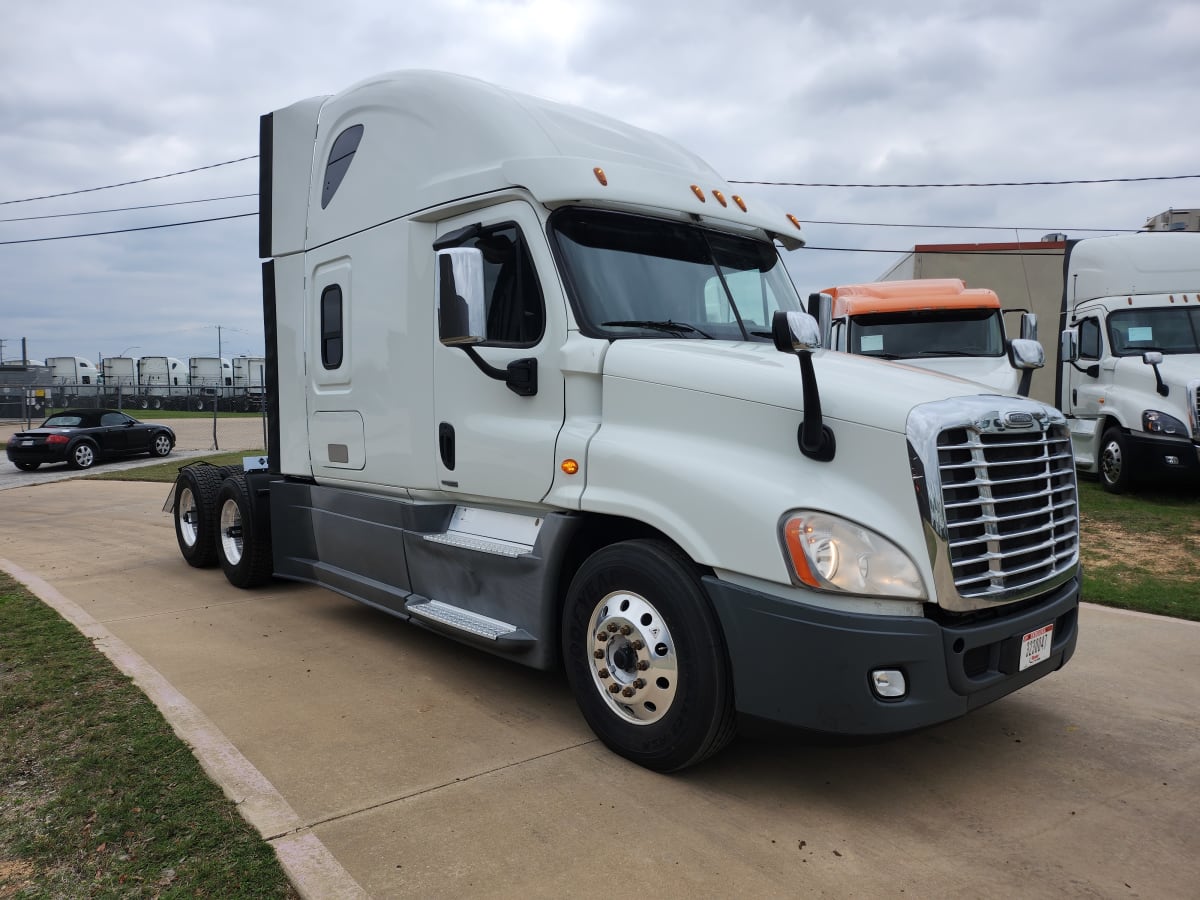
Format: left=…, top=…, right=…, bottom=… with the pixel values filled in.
left=1100, top=427, right=1133, bottom=493
left=215, top=474, right=274, bottom=588
left=152, top=432, right=173, bottom=457
left=174, top=465, right=225, bottom=567
left=562, top=540, right=736, bottom=772
left=68, top=441, right=97, bottom=470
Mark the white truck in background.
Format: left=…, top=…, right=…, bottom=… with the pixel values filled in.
left=169, top=71, right=1080, bottom=771
left=232, top=356, right=267, bottom=411
left=1058, top=232, right=1200, bottom=492
left=188, top=357, right=234, bottom=410
left=101, top=356, right=138, bottom=406
left=46, top=355, right=100, bottom=406
left=138, top=356, right=187, bottom=409
left=814, top=279, right=1044, bottom=396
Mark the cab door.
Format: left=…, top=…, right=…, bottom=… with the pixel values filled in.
left=1064, top=315, right=1106, bottom=418
left=432, top=201, right=566, bottom=503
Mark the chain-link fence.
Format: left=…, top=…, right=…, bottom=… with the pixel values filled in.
left=0, top=380, right=267, bottom=425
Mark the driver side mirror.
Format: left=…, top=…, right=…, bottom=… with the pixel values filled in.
left=437, top=248, right=487, bottom=346
left=1060, top=329, right=1079, bottom=364
left=772, top=310, right=823, bottom=353
left=1008, top=338, right=1045, bottom=370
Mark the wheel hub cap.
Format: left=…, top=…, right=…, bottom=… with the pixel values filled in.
left=587, top=590, right=678, bottom=725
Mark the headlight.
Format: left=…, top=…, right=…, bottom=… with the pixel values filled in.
left=780, top=511, right=926, bottom=599
left=1142, top=410, right=1187, bottom=436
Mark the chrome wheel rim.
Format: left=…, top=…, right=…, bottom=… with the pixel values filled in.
left=1101, top=440, right=1122, bottom=485
left=75, top=445, right=94, bottom=467
left=178, top=487, right=198, bottom=547
left=155, top=434, right=171, bottom=455
left=587, top=590, right=678, bottom=725
left=219, top=497, right=244, bottom=565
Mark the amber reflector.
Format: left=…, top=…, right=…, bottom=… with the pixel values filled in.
left=561, top=459, right=580, bottom=475
left=732, top=195, right=747, bottom=211
left=690, top=184, right=706, bottom=202
left=593, top=168, right=608, bottom=186
left=712, top=190, right=727, bottom=207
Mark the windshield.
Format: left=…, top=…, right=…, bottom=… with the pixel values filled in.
left=549, top=208, right=802, bottom=341
left=1108, top=306, right=1200, bottom=356
left=848, top=309, right=1005, bottom=359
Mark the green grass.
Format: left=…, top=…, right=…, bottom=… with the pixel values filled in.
left=1077, top=478, right=1200, bottom=620
left=0, top=572, right=297, bottom=897
left=86, top=451, right=265, bottom=484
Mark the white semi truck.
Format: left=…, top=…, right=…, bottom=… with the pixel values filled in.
left=232, top=356, right=267, bottom=411
left=188, top=356, right=234, bottom=410
left=815, top=279, right=1044, bottom=396
left=1058, top=232, right=1200, bottom=492
left=138, top=356, right=187, bottom=409
left=46, top=355, right=100, bottom=406
left=171, top=71, right=1080, bottom=771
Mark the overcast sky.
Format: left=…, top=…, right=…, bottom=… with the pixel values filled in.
left=2, top=0, right=1197, bottom=364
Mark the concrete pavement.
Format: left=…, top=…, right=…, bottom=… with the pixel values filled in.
left=1, top=476, right=1198, bottom=898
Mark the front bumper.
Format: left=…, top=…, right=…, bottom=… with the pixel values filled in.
left=1125, top=432, right=1200, bottom=479
left=705, top=575, right=1079, bottom=734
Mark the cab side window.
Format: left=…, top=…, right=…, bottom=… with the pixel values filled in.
left=1078, top=317, right=1101, bottom=359
left=463, top=224, right=545, bottom=347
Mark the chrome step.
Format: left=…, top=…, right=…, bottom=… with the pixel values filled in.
left=423, top=531, right=530, bottom=557
left=404, top=598, right=532, bottom=645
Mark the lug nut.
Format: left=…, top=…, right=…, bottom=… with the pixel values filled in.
left=609, top=683, right=621, bottom=693
left=597, top=632, right=608, bottom=642
left=593, top=649, right=605, bottom=659
left=631, top=640, right=644, bottom=651
left=633, top=678, right=647, bottom=689
left=619, top=625, right=632, bottom=636
left=636, top=660, right=650, bottom=671
left=622, top=686, right=636, bottom=698
left=598, top=668, right=610, bottom=679
left=607, top=622, right=620, bottom=633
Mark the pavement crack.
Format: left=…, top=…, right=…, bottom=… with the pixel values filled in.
left=287, top=738, right=599, bottom=834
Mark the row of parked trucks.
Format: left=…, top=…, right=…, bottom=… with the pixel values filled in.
left=33, top=355, right=266, bottom=411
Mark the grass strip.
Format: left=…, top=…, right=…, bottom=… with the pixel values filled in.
left=87, top=451, right=264, bottom=484
left=0, top=572, right=297, bottom=897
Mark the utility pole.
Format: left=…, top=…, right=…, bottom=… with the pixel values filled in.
left=212, top=325, right=222, bottom=451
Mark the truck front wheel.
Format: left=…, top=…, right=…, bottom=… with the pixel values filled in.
left=562, top=539, right=736, bottom=772
left=1100, top=427, right=1133, bottom=493
left=215, top=474, right=274, bottom=588
left=174, top=465, right=225, bottom=567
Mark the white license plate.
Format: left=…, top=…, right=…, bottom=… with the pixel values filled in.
left=1018, top=623, right=1054, bottom=671
left=21, top=440, right=33, bottom=446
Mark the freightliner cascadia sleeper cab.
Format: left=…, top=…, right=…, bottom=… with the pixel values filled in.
left=171, top=71, right=1080, bottom=771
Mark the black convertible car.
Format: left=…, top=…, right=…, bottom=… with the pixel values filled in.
left=6, top=409, right=176, bottom=471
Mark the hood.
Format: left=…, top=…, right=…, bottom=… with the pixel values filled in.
left=601, top=340, right=1014, bottom=434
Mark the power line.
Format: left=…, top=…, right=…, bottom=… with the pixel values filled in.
left=0, top=194, right=257, bottom=224
left=796, top=218, right=1137, bottom=233
left=0, top=212, right=256, bottom=245
left=732, top=173, right=1200, bottom=188
left=0, top=156, right=259, bottom=206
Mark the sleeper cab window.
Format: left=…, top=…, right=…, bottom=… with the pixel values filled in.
left=321, top=285, right=344, bottom=369
left=321, top=124, right=364, bottom=209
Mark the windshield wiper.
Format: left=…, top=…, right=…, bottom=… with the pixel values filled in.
left=602, top=319, right=713, bottom=338
left=910, top=349, right=984, bottom=357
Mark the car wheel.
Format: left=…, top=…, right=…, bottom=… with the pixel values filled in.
left=193, top=397, right=206, bottom=411
left=68, top=441, right=97, bottom=470
left=174, top=465, right=225, bottom=568
left=215, top=473, right=274, bottom=588
left=1100, top=427, right=1133, bottom=493
left=152, top=432, right=173, bottom=457
left=561, top=539, right=736, bottom=772
left=14, top=461, right=40, bottom=471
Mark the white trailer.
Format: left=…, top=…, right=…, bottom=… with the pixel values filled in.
left=1058, top=232, right=1200, bottom=491
left=170, top=71, right=1080, bottom=771
left=137, top=356, right=187, bottom=409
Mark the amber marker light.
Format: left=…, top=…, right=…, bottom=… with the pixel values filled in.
left=561, top=459, right=580, bottom=475
left=712, top=189, right=727, bottom=207
left=732, top=195, right=747, bottom=211
left=783, top=518, right=822, bottom=589
left=593, top=167, right=608, bottom=186
left=787, top=214, right=803, bottom=231
left=690, top=184, right=706, bottom=202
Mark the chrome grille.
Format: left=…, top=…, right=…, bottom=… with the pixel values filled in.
left=908, top=397, right=1080, bottom=612
left=937, top=424, right=1077, bottom=598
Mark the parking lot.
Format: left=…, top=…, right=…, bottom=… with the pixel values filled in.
left=1, top=470, right=1198, bottom=896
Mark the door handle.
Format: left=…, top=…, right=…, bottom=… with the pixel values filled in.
left=438, top=422, right=455, bottom=470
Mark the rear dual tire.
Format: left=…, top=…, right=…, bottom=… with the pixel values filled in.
left=215, top=474, right=274, bottom=588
